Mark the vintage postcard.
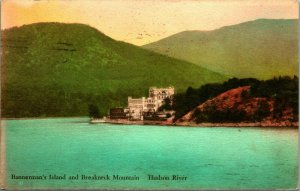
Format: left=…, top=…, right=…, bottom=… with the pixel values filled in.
left=0, top=0, right=299, bottom=190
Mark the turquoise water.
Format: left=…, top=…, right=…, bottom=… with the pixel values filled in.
left=4, top=118, right=298, bottom=190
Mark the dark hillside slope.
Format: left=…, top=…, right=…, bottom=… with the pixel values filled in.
left=1, top=23, right=226, bottom=117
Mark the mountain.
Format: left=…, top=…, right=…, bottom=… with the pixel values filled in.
left=1, top=23, right=226, bottom=117
left=143, top=19, right=298, bottom=79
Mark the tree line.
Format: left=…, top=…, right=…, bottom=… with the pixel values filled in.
left=160, top=76, right=298, bottom=122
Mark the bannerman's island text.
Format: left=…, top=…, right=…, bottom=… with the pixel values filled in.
left=11, top=174, right=187, bottom=181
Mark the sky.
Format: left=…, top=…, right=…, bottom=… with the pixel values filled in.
left=1, top=0, right=298, bottom=45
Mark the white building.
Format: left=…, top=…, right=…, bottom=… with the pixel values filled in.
left=128, top=87, right=175, bottom=120
left=148, top=87, right=175, bottom=111
left=128, top=97, right=146, bottom=120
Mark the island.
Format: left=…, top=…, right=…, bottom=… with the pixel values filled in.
left=90, top=77, right=298, bottom=127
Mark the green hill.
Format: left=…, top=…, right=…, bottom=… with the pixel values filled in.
left=1, top=23, right=226, bottom=117
left=143, top=19, right=298, bottom=79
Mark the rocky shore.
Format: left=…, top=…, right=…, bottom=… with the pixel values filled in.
left=175, top=121, right=298, bottom=128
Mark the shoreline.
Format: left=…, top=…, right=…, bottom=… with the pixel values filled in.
left=1, top=117, right=298, bottom=128
left=174, top=121, right=298, bottom=128
left=95, top=119, right=299, bottom=128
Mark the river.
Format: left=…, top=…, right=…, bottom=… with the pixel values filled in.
left=3, top=118, right=298, bottom=189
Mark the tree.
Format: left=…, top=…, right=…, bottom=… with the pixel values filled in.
left=192, top=108, right=207, bottom=123
left=241, top=89, right=250, bottom=100
left=88, top=104, right=101, bottom=118
left=253, top=100, right=271, bottom=122
left=158, top=97, right=173, bottom=111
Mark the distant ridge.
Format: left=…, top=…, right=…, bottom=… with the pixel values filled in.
left=1, top=22, right=226, bottom=117
left=143, top=19, right=298, bottom=79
